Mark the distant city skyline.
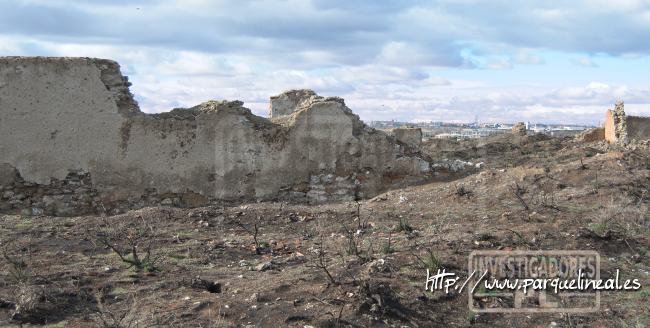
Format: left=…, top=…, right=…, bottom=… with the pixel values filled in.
left=1, top=1, right=649, bottom=124
left=367, top=119, right=596, bottom=128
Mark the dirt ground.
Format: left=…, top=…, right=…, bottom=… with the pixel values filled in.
left=1, top=133, right=649, bottom=327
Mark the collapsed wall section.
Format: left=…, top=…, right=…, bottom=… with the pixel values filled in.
left=0, top=57, right=433, bottom=216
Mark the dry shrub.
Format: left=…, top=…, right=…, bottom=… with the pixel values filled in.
left=92, top=287, right=140, bottom=328
left=89, top=213, right=164, bottom=272
left=588, top=200, right=649, bottom=240
left=1, top=239, right=47, bottom=322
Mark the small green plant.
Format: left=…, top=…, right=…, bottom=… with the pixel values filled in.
left=587, top=222, right=609, bottom=237
left=586, top=202, right=648, bottom=244
left=507, top=229, right=531, bottom=246
left=592, top=171, right=602, bottom=193
left=364, top=238, right=375, bottom=262
left=413, top=247, right=441, bottom=271
left=422, top=249, right=441, bottom=271
left=466, top=311, right=477, bottom=324
left=342, top=224, right=375, bottom=263
left=381, top=231, right=394, bottom=254
left=394, top=217, right=414, bottom=233
left=342, top=225, right=361, bottom=257
left=168, top=253, right=187, bottom=261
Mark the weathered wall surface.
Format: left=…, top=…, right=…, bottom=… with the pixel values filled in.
left=604, top=101, right=650, bottom=144
left=578, top=127, right=605, bottom=142
left=268, top=89, right=318, bottom=118
left=626, top=116, right=650, bottom=141
left=392, top=128, right=422, bottom=148
left=0, top=57, right=433, bottom=215
left=511, top=122, right=527, bottom=135
left=604, top=110, right=616, bottom=143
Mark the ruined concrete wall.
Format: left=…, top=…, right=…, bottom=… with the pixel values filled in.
left=578, top=127, right=605, bottom=143
left=0, top=57, right=433, bottom=215
left=0, top=57, right=220, bottom=214
left=603, top=101, right=650, bottom=144
left=511, top=122, right=527, bottom=135
left=268, top=89, right=317, bottom=118
left=392, top=128, right=422, bottom=148
left=604, top=110, right=616, bottom=143
left=626, top=116, right=650, bottom=142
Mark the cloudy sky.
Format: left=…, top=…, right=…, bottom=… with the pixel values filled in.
left=2, top=0, right=650, bottom=124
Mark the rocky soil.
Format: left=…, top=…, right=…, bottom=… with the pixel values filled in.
left=0, top=133, right=648, bottom=327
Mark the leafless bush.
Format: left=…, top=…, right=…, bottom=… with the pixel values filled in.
left=534, top=190, right=561, bottom=212
left=1, top=239, right=97, bottom=324
left=91, top=288, right=140, bottom=328
left=236, top=216, right=266, bottom=255
left=511, top=182, right=530, bottom=213
left=1, top=239, right=47, bottom=322
left=307, top=236, right=337, bottom=286
left=11, top=282, right=44, bottom=322
left=353, top=201, right=371, bottom=231
left=579, top=157, right=588, bottom=170
left=89, top=215, right=163, bottom=272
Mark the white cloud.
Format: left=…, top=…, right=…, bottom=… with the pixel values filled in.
left=343, top=82, right=650, bottom=124
left=485, top=58, right=513, bottom=70
left=572, top=57, right=598, bottom=67
left=514, top=50, right=545, bottom=65
left=1, top=1, right=649, bottom=124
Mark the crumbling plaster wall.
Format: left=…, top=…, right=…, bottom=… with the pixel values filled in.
left=0, top=57, right=432, bottom=215
left=604, top=101, right=650, bottom=144
left=604, top=109, right=617, bottom=143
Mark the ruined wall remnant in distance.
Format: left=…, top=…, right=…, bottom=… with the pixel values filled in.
left=578, top=127, right=605, bottom=143
left=604, top=101, right=650, bottom=144
left=511, top=122, right=527, bottom=135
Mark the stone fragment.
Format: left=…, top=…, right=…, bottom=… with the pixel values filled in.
left=511, top=122, right=527, bottom=135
